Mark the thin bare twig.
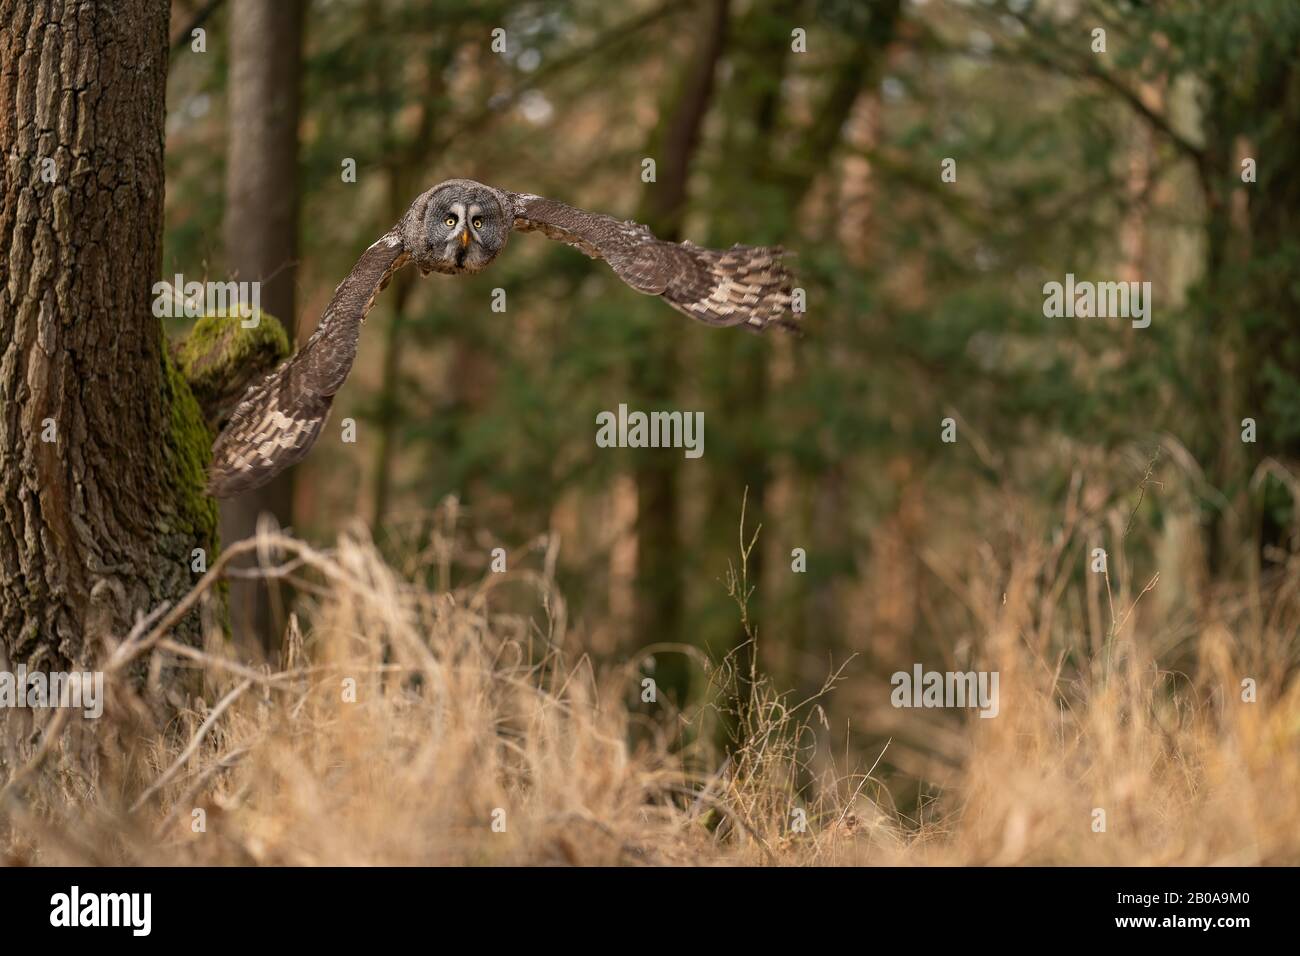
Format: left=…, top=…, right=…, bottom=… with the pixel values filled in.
left=130, top=679, right=252, bottom=813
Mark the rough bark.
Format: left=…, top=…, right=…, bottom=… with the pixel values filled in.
left=0, top=0, right=212, bottom=670
left=220, top=0, right=304, bottom=652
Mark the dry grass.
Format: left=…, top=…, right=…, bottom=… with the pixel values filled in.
left=3, top=487, right=1300, bottom=866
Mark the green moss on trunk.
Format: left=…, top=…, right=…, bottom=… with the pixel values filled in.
left=174, top=310, right=292, bottom=429
left=161, top=309, right=293, bottom=634
left=160, top=343, right=219, bottom=546
left=157, top=309, right=292, bottom=564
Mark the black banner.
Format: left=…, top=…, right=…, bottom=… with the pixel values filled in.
left=0, top=866, right=1277, bottom=942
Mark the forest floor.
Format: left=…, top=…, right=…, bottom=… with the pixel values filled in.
left=3, top=517, right=1299, bottom=867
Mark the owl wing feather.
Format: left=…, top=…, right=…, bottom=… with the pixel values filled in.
left=207, top=183, right=802, bottom=498
left=507, top=193, right=799, bottom=332
left=206, top=231, right=409, bottom=498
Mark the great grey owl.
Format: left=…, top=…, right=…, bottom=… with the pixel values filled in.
left=207, top=179, right=799, bottom=497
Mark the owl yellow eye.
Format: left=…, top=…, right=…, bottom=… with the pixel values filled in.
left=444, top=216, right=456, bottom=227
left=472, top=217, right=483, bottom=230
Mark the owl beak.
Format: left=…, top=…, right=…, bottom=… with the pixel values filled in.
left=459, top=230, right=471, bottom=249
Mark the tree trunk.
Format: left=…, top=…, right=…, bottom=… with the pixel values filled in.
left=221, top=0, right=304, bottom=653
left=369, top=16, right=454, bottom=531
left=0, top=0, right=213, bottom=670
left=630, top=0, right=729, bottom=706
left=1238, top=57, right=1300, bottom=561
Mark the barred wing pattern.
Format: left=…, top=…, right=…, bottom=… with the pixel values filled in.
left=508, top=193, right=798, bottom=332
left=207, top=181, right=802, bottom=498
left=206, top=232, right=409, bottom=498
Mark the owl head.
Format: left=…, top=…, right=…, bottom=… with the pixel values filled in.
left=401, top=179, right=510, bottom=276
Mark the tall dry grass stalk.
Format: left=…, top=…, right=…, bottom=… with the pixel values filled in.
left=2, top=487, right=1299, bottom=866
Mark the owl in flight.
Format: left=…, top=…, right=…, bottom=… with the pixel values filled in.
left=207, top=179, right=799, bottom=497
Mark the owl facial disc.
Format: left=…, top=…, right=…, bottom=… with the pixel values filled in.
left=402, top=180, right=510, bottom=276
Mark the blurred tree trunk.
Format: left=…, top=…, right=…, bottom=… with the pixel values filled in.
left=370, top=24, right=455, bottom=531
left=0, top=0, right=215, bottom=668
left=630, top=0, right=730, bottom=706
left=790, top=7, right=902, bottom=682
left=221, top=0, right=305, bottom=653
left=706, top=0, right=796, bottom=720
left=639, top=0, right=729, bottom=235
left=1235, top=56, right=1300, bottom=563
left=1192, top=56, right=1293, bottom=579
left=840, top=90, right=922, bottom=675
left=718, top=0, right=903, bottom=699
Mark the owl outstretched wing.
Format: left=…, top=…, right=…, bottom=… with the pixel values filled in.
left=208, top=182, right=802, bottom=497
left=206, top=231, right=409, bottom=498
left=506, top=192, right=799, bottom=333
